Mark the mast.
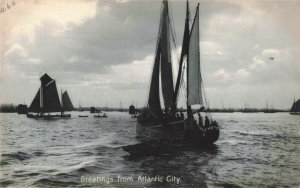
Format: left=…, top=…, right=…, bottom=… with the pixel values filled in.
left=40, top=86, right=43, bottom=115
left=61, top=88, right=63, bottom=115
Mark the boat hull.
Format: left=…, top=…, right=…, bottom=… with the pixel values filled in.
left=94, top=115, right=107, bottom=118
left=290, top=112, right=300, bottom=115
left=136, top=120, right=219, bottom=146
left=27, top=114, right=71, bottom=118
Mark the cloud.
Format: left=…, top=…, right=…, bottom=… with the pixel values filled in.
left=1, top=0, right=300, bottom=108
left=249, top=56, right=266, bottom=71
left=235, top=68, right=250, bottom=78
left=4, top=44, right=27, bottom=58
left=262, top=49, right=280, bottom=60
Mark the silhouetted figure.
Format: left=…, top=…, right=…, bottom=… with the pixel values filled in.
left=198, top=113, right=203, bottom=127
left=187, top=106, right=193, bottom=119
left=205, top=116, right=210, bottom=128
left=176, top=113, right=180, bottom=120
left=180, top=111, right=184, bottom=120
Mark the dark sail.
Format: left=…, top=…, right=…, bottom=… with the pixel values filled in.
left=291, top=99, right=300, bottom=112
left=174, top=0, right=190, bottom=108
left=40, top=73, right=53, bottom=87
left=148, top=45, right=163, bottom=116
left=62, top=91, right=74, bottom=111
left=28, top=89, right=40, bottom=113
left=43, top=80, right=61, bottom=113
left=160, top=0, right=175, bottom=109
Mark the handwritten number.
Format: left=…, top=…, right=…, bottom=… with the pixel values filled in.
left=11, top=1, right=16, bottom=6
left=7, top=3, right=11, bottom=9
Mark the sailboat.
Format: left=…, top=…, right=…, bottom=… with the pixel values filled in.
left=27, top=73, right=74, bottom=118
left=135, top=0, right=219, bottom=146
left=61, top=90, right=74, bottom=117
left=290, top=99, right=300, bottom=115
left=263, top=101, right=276, bottom=113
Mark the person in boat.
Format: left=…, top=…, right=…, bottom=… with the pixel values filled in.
left=176, top=113, right=180, bottom=120
left=187, top=106, right=193, bottom=118
left=198, top=112, right=203, bottom=127
left=211, top=120, right=218, bottom=129
left=205, top=116, right=210, bottom=128
left=180, top=111, right=184, bottom=120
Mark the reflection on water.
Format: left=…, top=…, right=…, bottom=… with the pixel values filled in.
left=0, top=112, right=299, bottom=187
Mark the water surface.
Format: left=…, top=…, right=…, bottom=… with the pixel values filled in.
left=0, top=112, right=299, bottom=187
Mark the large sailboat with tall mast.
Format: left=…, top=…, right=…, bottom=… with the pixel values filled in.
left=27, top=73, right=74, bottom=118
left=135, top=0, right=219, bottom=146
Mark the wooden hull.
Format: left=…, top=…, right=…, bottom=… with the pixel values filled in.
left=94, top=115, right=107, bottom=118
left=290, top=112, right=300, bottom=115
left=27, top=114, right=71, bottom=118
left=136, top=120, right=219, bottom=146
left=136, top=120, right=185, bottom=142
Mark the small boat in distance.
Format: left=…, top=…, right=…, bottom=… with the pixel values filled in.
left=94, top=112, right=107, bottom=118
left=290, top=99, right=300, bottom=115
left=133, top=0, right=219, bottom=147
left=263, top=102, right=276, bottom=113
left=79, top=115, right=88, bottom=117
left=27, top=73, right=74, bottom=118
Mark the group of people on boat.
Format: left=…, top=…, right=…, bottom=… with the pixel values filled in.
left=196, top=112, right=218, bottom=131
left=138, top=108, right=185, bottom=124
left=139, top=107, right=218, bottom=130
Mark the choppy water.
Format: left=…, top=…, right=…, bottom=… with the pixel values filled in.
left=0, top=112, right=299, bottom=187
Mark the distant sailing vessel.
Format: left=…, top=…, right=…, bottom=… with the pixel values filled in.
left=135, top=0, right=219, bottom=146
left=290, top=99, right=300, bottom=115
left=27, top=73, right=74, bottom=118
left=61, top=90, right=74, bottom=117
left=263, top=102, right=276, bottom=113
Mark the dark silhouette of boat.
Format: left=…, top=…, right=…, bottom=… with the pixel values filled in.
left=78, top=115, right=88, bottom=117
left=129, top=104, right=136, bottom=115
left=94, top=113, right=107, bottom=118
left=133, top=0, right=219, bottom=147
left=290, top=99, right=300, bottom=115
left=27, top=73, right=74, bottom=118
left=17, top=104, right=28, bottom=114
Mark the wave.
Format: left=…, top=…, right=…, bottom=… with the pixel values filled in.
left=0, top=180, right=15, bottom=187
left=34, top=178, right=79, bottom=187
left=1, top=151, right=31, bottom=161
left=235, top=130, right=274, bottom=137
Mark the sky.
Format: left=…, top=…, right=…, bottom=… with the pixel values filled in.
left=0, top=0, right=299, bottom=109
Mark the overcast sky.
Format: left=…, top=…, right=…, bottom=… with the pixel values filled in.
left=0, top=0, right=299, bottom=109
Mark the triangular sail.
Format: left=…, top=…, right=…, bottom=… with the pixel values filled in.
left=187, top=5, right=203, bottom=106
left=148, top=44, right=163, bottom=116
left=43, top=80, right=61, bottom=113
left=291, top=99, right=300, bottom=112
left=160, top=0, right=175, bottom=109
left=40, top=73, right=53, bottom=88
left=28, top=89, right=40, bottom=113
left=62, top=91, right=74, bottom=111
left=174, top=0, right=190, bottom=108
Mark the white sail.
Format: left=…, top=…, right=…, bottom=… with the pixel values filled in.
left=187, top=6, right=203, bottom=106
